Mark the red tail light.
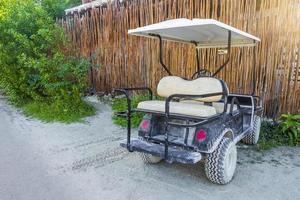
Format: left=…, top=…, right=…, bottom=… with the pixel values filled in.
left=140, top=119, right=150, bottom=131
left=196, top=129, right=206, bottom=142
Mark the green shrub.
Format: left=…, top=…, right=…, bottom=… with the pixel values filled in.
left=259, top=114, right=300, bottom=150
left=112, top=95, right=149, bottom=128
left=0, top=0, right=95, bottom=122
left=258, top=120, right=285, bottom=150
left=41, top=0, right=82, bottom=19
left=280, top=114, right=300, bottom=146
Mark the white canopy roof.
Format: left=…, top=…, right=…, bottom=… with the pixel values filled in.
left=128, top=18, right=260, bottom=48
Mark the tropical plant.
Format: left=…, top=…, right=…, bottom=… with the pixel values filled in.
left=280, top=114, right=300, bottom=145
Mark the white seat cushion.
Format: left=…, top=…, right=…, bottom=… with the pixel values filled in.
left=180, top=100, right=237, bottom=113
left=157, top=76, right=224, bottom=102
left=137, top=100, right=217, bottom=117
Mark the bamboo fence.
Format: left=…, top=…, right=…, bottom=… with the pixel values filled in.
left=61, top=0, right=300, bottom=117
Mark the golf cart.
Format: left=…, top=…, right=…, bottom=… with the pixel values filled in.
left=114, top=19, right=262, bottom=184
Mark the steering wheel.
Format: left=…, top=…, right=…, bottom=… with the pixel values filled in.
left=191, top=69, right=212, bottom=79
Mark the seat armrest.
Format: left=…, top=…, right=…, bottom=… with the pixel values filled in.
left=229, top=97, right=241, bottom=115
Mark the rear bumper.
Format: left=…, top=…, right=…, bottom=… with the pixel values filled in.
left=120, top=138, right=202, bottom=164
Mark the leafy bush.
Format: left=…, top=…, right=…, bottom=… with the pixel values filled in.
left=112, top=95, right=149, bottom=128
left=280, top=114, right=300, bottom=145
left=258, top=120, right=285, bottom=150
left=259, top=114, right=300, bottom=150
left=0, top=0, right=95, bottom=122
left=41, top=0, right=82, bottom=19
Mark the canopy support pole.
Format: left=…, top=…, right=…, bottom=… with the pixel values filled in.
left=213, top=31, right=232, bottom=76
left=192, top=41, right=201, bottom=72
left=252, top=46, right=257, bottom=95
left=149, top=34, right=172, bottom=76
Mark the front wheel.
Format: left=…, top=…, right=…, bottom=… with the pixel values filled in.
left=205, top=137, right=237, bottom=184
left=242, top=115, right=261, bottom=145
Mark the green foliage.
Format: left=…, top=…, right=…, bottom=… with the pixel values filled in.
left=258, top=121, right=285, bottom=150
left=112, top=95, right=149, bottom=128
left=23, top=99, right=95, bottom=123
left=41, top=0, right=82, bottom=19
left=280, top=114, right=300, bottom=145
left=259, top=114, right=300, bottom=150
left=0, top=0, right=95, bottom=123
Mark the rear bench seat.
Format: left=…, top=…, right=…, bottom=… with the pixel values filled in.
left=138, top=100, right=217, bottom=117
left=137, top=76, right=235, bottom=117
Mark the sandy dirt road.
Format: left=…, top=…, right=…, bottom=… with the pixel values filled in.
left=0, top=95, right=299, bottom=200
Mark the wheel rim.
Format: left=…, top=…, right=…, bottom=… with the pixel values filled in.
left=224, top=144, right=237, bottom=180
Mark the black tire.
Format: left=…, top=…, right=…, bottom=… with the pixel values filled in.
left=242, top=115, right=261, bottom=145
left=205, top=138, right=237, bottom=184
left=139, top=153, right=162, bottom=164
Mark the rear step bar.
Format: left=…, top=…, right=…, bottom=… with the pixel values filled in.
left=120, top=138, right=202, bottom=164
